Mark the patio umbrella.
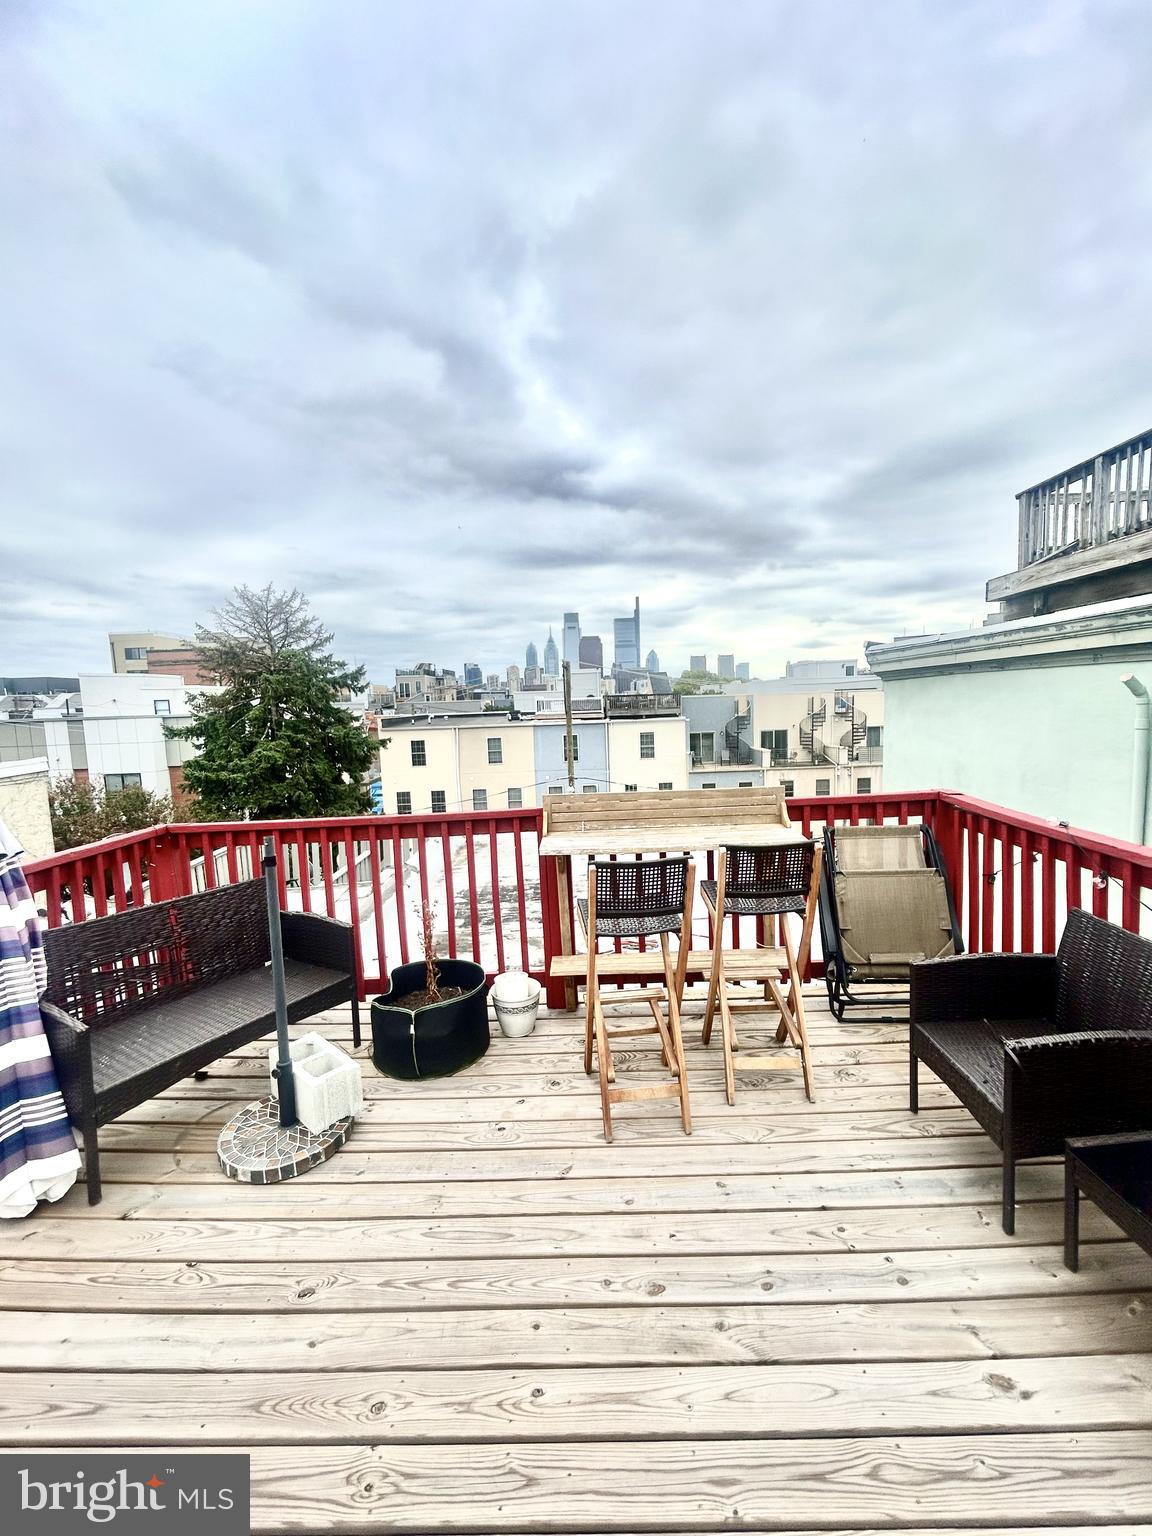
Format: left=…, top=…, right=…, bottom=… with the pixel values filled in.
left=0, top=819, right=81, bottom=1216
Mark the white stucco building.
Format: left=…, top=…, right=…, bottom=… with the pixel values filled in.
left=868, top=597, right=1152, bottom=842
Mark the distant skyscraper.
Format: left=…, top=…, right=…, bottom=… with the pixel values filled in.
left=464, top=662, right=482, bottom=687
left=689, top=654, right=707, bottom=673
left=562, top=611, right=581, bottom=668
left=717, top=653, right=735, bottom=680
left=506, top=664, right=522, bottom=693
left=525, top=641, right=539, bottom=671
left=579, top=634, right=603, bottom=670
left=543, top=629, right=560, bottom=677
left=735, top=661, right=751, bottom=681
left=613, top=596, right=641, bottom=668
left=645, top=649, right=660, bottom=672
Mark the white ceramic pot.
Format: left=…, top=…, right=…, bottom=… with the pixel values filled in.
left=491, top=969, right=542, bottom=1038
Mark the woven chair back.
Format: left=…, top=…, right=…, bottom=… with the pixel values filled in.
left=1056, top=908, right=1152, bottom=1033
left=43, top=880, right=270, bottom=1028
left=721, top=842, right=815, bottom=914
left=591, top=856, right=690, bottom=923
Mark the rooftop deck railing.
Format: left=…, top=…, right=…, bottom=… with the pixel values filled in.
left=23, top=790, right=1152, bottom=1010
left=1016, top=425, right=1152, bottom=567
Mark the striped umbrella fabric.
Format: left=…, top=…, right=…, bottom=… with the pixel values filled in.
left=0, top=821, right=80, bottom=1216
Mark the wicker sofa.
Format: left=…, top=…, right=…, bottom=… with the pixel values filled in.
left=910, top=908, right=1152, bottom=1233
left=41, top=880, right=359, bottom=1204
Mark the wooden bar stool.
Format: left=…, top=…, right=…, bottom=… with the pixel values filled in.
left=700, top=841, right=821, bottom=1105
left=577, top=855, right=695, bottom=1142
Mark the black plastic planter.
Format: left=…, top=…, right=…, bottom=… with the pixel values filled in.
left=370, top=959, right=490, bottom=1080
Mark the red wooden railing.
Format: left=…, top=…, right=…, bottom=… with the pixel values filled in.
left=24, top=791, right=1152, bottom=1006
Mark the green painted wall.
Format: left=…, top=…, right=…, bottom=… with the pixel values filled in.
left=882, top=660, right=1146, bottom=841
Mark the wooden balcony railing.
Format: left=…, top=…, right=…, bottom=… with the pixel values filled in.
left=1016, top=426, right=1152, bottom=568
left=23, top=791, right=1152, bottom=1010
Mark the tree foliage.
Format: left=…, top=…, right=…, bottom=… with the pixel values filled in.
left=167, top=585, right=378, bottom=821
left=50, top=777, right=173, bottom=851
left=192, top=583, right=337, bottom=683
left=673, top=669, right=726, bottom=695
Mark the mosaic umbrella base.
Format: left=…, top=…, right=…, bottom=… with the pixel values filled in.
left=217, top=1098, right=353, bottom=1184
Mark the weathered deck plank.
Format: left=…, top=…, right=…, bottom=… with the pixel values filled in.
left=9, top=1435, right=1152, bottom=1531
left=2, top=1243, right=1147, bottom=1313
left=4, top=1355, right=1152, bottom=1442
left=5, top=1293, right=1151, bottom=1370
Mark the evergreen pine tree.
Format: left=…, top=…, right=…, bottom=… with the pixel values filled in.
left=168, top=585, right=378, bottom=820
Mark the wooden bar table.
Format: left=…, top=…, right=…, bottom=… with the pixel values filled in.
left=541, top=788, right=806, bottom=1009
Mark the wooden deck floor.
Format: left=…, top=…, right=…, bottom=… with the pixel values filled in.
left=1, top=991, right=1151, bottom=1533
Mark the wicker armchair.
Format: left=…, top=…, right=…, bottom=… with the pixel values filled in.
left=910, top=908, right=1152, bottom=1233
left=41, top=880, right=359, bottom=1204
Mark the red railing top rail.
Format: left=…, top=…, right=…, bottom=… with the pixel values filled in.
left=25, top=823, right=166, bottom=875
left=26, top=789, right=1152, bottom=881
left=23, top=807, right=544, bottom=872
left=936, top=789, right=1152, bottom=868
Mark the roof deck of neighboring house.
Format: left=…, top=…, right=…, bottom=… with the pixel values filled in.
left=9, top=788, right=1152, bottom=1532
left=988, top=426, right=1152, bottom=618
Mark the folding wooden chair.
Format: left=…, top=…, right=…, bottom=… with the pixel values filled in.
left=700, top=841, right=822, bottom=1105
left=577, top=855, right=695, bottom=1142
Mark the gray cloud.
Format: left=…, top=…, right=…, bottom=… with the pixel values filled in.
left=2, top=0, right=1152, bottom=681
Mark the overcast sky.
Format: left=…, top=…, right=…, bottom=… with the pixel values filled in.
left=3, top=0, right=1151, bottom=683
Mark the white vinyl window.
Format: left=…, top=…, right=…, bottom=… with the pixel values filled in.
left=410, top=740, right=427, bottom=766
left=396, top=791, right=412, bottom=814
left=816, top=778, right=831, bottom=796
left=639, top=731, right=655, bottom=759
left=430, top=790, right=446, bottom=813
left=472, top=788, right=488, bottom=810
left=507, top=787, right=523, bottom=808
left=487, top=737, right=503, bottom=764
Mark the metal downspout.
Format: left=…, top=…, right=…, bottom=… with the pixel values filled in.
left=1121, top=675, right=1150, bottom=845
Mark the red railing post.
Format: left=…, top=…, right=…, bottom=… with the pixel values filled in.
left=932, top=791, right=965, bottom=905
left=147, top=831, right=192, bottom=902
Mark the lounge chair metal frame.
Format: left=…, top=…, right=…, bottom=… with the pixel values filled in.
left=818, top=823, right=963, bottom=1021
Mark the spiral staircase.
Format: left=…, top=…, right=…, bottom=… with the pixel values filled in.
left=799, top=695, right=831, bottom=763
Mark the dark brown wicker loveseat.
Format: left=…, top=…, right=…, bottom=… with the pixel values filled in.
left=40, top=880, right=359, bottom=1204
left=910, top=908, right=1152, bottom=1234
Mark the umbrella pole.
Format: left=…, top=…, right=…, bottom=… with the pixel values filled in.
left=263, top=836, right=297, bottom=1127
left=217, top=836, right=355, bottom=1183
